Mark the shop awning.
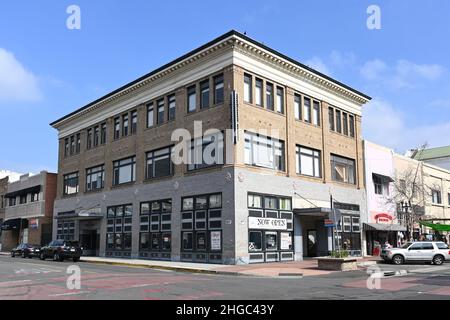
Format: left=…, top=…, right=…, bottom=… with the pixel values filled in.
left=372, top=173, right=394, bottom=183
left=363, top=223, right=406, bottom=232
left=55, top=210, right=103, bottom=220
left=294, top=207, right=331, bottom=217
left=0, top=218, right=21, bottom=231
left=420, top=221, right=450, bottom=232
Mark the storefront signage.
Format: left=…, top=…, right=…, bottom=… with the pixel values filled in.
left=280, top=232, right=292, bottom=250
left=210, top=231, right=221, bottom=251
left=248, top=217, right=287, bottom=230
left=30, top=218, right=39, bottom=229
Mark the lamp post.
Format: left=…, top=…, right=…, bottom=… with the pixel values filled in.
left=401, top=201, right=412, bottom=241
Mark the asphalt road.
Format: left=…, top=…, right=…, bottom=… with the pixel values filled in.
left=0, top=255, right=450, bottom=300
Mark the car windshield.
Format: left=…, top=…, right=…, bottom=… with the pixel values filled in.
left=401, top=242, right=413, bottom=249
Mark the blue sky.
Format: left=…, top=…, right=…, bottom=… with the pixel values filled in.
left=1, top=0, right=450, bottom=173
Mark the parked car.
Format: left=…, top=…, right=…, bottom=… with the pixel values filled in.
left=11, top=243, right=41, bottom=258
left=39, top=240, right=82, bottom=262
left=381, top=241, right=450, bottom=265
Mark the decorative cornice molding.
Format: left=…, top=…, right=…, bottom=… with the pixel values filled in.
left=54, top=34, right=369, bottom=130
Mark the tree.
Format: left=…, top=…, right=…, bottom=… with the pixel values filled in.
left=386, top=143, right=437, bottom=241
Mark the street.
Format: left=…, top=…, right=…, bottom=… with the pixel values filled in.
left=0, top=256, right=450, bottom=300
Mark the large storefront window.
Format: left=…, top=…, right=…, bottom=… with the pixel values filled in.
left=334, top=203, right=361, bottom=256
left=181, top=193, right=222, bottom=263
left=106, top=204, right=133, bottom=254
left=139, top=199, right=172, bottom=260
left=247, top=193, right=294, bottom=263
left=57, top=220, right=75, bottom=240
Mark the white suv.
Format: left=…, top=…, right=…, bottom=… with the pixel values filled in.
left=381, top=241, right=450, bottom=265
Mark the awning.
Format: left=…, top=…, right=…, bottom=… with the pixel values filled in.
left=5, top=185, right=40, bottom=198
left=0, top=218, right=22, bottom=231
left=372, top=173, right=394, bottom=183
left=364, top=223, right=406, bottom=232
left=294, top=207, right=331, bottom=217
left=420, top=221, right=450, bottom=232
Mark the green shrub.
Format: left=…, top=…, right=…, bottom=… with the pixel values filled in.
left=329, top=250, right=349, bottom=258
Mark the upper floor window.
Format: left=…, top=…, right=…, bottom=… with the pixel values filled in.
left=146, top=147, right=173, bottom=179
left=87, top=129, right=93, bottom=149
left=296, top=146, right=321, bottom=178
left=101, top=123, right=107, bottom=144
left=122, top=114, right=129, bottom=136
left=244, top=74, right=252, bottom=103
left=19, top=194, right=27, bottom=205
left=113, top=156, right=136, bottom=186
left=94, top=126, right=100, bottom=147
left=188, top=133, right=224, bottom=171
left=8, top=197, right=16, bottom=207
left=335, top=110, right=342, bottom=133
left=373, top=174, right=390, bottom=196
left=329, top=107, right=335, bottom=131
left=349, top=115, right=355, bottom=138
left=64, top=138, right=69, bottom=157
left=70, top=136, right=75, bottom=155
left=276, top=87, right=284, bottom=114
left=214, top=74, right=224, bottom=104
left=30, top=192, right=39, bottom=202
left=331, top=155, right=355, bottom=185
left=343, top=112, right=349, bottom=136
left=86, top=165, right=105, bottom=192
left=157, top=99, right=165, bottom=125
left=255, top=78, right=263, bottom=107
left=244, top=131, right=285, bottom=171
left=266, top=82, right=274, bottom=110
left=303, top=97, right=311, bottom=123
left=114, top=117, right=120, bottom=139
left=76, top=133, right=81, bottom=153
left=200, top=80, right=210, bottom=109
left=294, top=94, right=302, bottom=120
left=131, top=110, right=137, bottom=134
left=63, top=172, right=79, bottom=195
left=312, top=101, right=320, bottom=126
left=168, top=94, right=176, bottom=121
left=147, top=103, right=154, bottom=128
left=187, top=85, right=196, bottom=113
left=432, top=189, right=442, bottom=204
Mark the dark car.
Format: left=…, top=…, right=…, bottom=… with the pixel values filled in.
left=11, top=243, right=41, bottom=258
left=39, top=240, right=83, bottom=262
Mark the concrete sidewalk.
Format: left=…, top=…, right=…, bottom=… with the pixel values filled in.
left=80, top=256, right=382, bottom=277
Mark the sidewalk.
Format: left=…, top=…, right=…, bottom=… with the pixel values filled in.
left=80, top=256, right=382, bottom=277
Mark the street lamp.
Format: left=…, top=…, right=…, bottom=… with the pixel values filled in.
left=401, top=201, right=412, bottom=240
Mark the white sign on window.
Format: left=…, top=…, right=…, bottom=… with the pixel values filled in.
left=280, top=232, right=292, bottom=250
left=248, top=217, right=287, bottom=230
left=210, top=231, right=221, bottom=251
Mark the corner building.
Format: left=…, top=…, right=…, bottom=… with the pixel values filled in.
left=50, top=31, right=371, bottom=264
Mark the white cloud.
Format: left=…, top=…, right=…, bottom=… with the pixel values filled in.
left=0, top=48, right=42, bottom=102
left=360, top=59, right=445, bottom=89
left=305, top=57, right=333, bottom=75
left=363, top=99, right=450, bottom=152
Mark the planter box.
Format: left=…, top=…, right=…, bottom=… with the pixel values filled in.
left=316, top=257, right=358, bottom=271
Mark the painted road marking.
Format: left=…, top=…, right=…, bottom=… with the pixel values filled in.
left=0, top=280, right=32, bottom=287
left=408, top=266, right=449, bottom=274
left=48, top=291, right=91, bottom=297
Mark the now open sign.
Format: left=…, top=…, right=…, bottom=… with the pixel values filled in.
left=248, top=217, right=287, bottom=230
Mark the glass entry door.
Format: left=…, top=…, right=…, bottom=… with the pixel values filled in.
left=307, top=230, right=317, bottom=257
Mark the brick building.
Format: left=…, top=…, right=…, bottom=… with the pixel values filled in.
left=50, top=31, right=370, bottom=264
left=2, top=171, right=57, bottom=250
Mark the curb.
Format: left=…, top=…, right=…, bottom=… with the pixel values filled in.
left=80, top=259, right=219, bottom=275
left=278, top=273, right=303, bottom=277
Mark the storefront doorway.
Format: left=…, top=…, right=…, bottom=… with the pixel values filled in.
left=80, top=230, right=99, bottom=256
left=307, top=230, right=317, bottom=257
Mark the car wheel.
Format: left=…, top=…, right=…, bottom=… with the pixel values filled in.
left=433, top=255, right=445, bottom=266
left=73, top=257, right=80, bottom=263
left=21, top=252, right=26, bottom=258
left=392, top=255, right=404, bottom=265
left=40, top=252, right=46, bottom=260
left=53, top=252, right=60, bottom=262
left=11, top=252, right=15, bottom=258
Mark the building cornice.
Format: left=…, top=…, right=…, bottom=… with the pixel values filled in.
left=51, top=30, right=371, bottom=130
